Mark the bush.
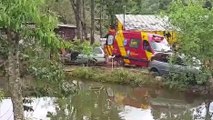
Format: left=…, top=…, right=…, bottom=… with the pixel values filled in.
left=164, top=71, right=209, bottom=89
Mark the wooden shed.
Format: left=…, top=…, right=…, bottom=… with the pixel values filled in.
left=54, top=24, right=77, bottom=40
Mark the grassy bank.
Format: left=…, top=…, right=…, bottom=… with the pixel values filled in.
left=65, top=66, right=213, bottom=95
left=65, top=66, right=162, bottom=87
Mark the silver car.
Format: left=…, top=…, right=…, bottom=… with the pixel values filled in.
left=68, top=46, right=106, bottom=65
left=148, top=53, right=200, bottom=76
left=76, top=47, right=106, bottom=65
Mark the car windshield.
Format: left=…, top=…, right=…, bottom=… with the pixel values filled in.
left=152, top=53, right=185, bottom=65
left=150, top=40, right=171, bottom=52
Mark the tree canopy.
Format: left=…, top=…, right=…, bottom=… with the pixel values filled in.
left=168, top=1, right=213, bottom=64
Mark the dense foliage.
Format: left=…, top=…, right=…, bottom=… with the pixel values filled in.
left=0, top=0, right=67, bottom=119
left=163, top=0, right=213, bottom=88
left=168, top=1, right=213, bottom=60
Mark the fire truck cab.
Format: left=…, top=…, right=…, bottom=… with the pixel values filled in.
left=105, top=30, right=172, bottom=67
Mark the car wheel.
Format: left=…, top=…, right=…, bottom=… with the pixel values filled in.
left=150, top=68, right=160, bottom=77
left=88, top=59, right=97, bottom=66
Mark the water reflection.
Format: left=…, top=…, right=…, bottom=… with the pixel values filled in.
left=50, top=82, right=120, bottom=120
left=0, top=81, right=213, bottom=120
left=50, top=81, right=213, bottom=120
left=0, top=97, right=56, bottom=120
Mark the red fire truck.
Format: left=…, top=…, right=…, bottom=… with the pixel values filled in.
left=104, top=30, right=172, bottom=67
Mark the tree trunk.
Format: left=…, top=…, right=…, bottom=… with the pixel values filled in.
left=99, top=0, right=103, bottom=38
left=76, top=0, right=83, bottom=41
left=90, top=0, right=95, bottom=44
left=7, top=32, right=24, bottom=120
left=205, top=100, right=211, bottom=120
left=82, top=0, right=88, bottom=40
left=70, top=0, right=83, bottom=41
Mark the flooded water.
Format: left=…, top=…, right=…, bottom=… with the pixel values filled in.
left=0, top=81, right=213, bottom=120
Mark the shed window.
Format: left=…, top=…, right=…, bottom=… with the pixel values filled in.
left=130, top=39, right=140, bottom=48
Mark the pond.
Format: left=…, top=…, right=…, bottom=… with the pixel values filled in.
left=0, top=80, right=213, bottom=120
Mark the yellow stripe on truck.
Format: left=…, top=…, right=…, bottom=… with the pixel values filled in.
left=107, top=45, right=112, bottom=55
left=110, top=45, right=113, bottom=51
left=116, top=31, right=130, bottom=64
left=104, top=47, right=109, bottom=56
left=141, top=32, right=152, bottom=60
left=145, top=50, right=153, bottom=60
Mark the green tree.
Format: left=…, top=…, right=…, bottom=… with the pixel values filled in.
left=167, top=2, right=213, bottom=119
left=0, top=0, right=62, bottom=119
left=168, top=1, right=213, bottom=74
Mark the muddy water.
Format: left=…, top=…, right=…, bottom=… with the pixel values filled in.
left=0, top=81, right=213, bottom=120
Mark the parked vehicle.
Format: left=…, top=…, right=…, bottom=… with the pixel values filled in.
left=148, top=53, right=200, bottom=76
left=64, top=47, right=106, bottom=65
left=104, top=30, right=172, bottom=67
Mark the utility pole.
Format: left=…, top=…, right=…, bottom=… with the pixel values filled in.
left=123, top=4, right=126, bottom=30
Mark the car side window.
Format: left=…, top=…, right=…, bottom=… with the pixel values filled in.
left=130, top=39, right=140, bottom=48
left=143, top=40, right=152, bottom=52
left=93, top=47, right=103, bottom=54
left=151, top=54, right=169, bottom=62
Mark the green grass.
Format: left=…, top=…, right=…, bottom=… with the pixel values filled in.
left=67, top=66, right=160, bottom=86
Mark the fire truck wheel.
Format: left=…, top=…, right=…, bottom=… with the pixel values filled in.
left=116, top=58, right=124, bottom=66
